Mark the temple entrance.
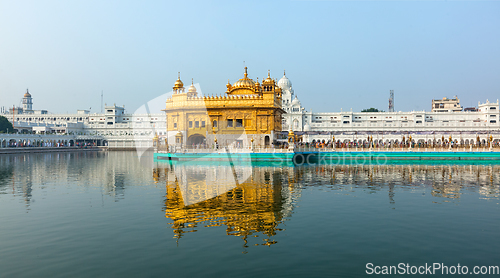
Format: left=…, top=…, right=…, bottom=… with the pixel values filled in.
left=187, top=134, right=205, bottom=147
left=264, top=135, right=270, bottom=146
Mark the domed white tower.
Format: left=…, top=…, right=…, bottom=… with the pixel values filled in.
left=278, top=70, right=295, bottom=111
left=278, top=70, right=305, bottom=132
left=22, top=89, right=33, bottom=112
left=278, top=70, right=292, bottom=91
left=187, top=78, right=198, bottom=97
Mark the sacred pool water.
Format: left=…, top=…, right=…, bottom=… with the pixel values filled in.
left=1, top=151, right=499, bottom=277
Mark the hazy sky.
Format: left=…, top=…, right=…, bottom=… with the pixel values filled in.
left=1, top=0, right=499, bottom=114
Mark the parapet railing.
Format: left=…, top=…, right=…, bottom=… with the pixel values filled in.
left=157, top=145, right=500, bottom=153
left=157, top=146, right=291, bottom=154
left=295, top=146, right=499, bottom=152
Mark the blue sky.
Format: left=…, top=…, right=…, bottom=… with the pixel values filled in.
left=1, top=0, right=499, bottom=114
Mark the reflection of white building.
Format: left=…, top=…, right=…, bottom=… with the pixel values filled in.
left=277, top=72, right=500, bottom=142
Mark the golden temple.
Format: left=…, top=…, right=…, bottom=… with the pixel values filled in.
left=164, top=67, right=284, bottom=148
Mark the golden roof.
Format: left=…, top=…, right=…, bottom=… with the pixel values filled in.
left=232, top=67, right=256, bottom=88
left=262, top=70, right=274, bottom=85
left=173, top=72, right=184, bottom=90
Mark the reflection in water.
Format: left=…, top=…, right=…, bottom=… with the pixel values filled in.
left=0, top=155, right=31, bottom=205
left=156, top=162, right=500, bottom=248
left=1, top=152, right=499, bottom=249
left=292, top=164, right=500, bottom=201
left=0, top=152, right=151, bottom=207
left=172, top=160, right=252, bottom=206
left=156, top=162, right=300, bottom=249
left=1, top=153, right=500, bottom=276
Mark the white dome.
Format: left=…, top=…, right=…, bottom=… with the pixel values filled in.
left=291, top=96, right=300, bottom=106
left=278, top=71, right=292, bottom=90
left=304, top=123, right=311, bottom=131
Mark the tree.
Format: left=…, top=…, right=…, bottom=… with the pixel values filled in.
left=361, top=108, right=384, bottom=112
left=0, top=115, right=14, bottom=133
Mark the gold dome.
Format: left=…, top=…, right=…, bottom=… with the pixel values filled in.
left=24, top=89, right=31, bottom=98
left=262, top=70, right=274, bottom=85
left=232, top=67, right=256, bottom=88
left=173, top=72, right=184, bottom=90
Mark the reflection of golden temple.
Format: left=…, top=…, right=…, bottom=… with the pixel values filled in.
left=159, top=164, right=297, bottom=248
left=163, top=67, right=284, bottom=148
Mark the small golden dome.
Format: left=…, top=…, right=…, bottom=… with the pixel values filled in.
left=173, top=72, right=184, bottom=90
left=188, top=78, right=197, bottom=93
left=232, top=67, right=256, bottom=88
left=262, top=70, right=274, bottom=85
left=24, top=89, right=31, bottom=98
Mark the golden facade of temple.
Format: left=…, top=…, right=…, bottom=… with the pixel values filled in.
left=164, top=67, right=284, bottom=147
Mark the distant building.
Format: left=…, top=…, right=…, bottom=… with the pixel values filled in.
left=432, top=96, right=463, bottom=112
left=8, top=89, right=48, bottom=115
left=1, top=90, right=165, bottom=149
left=277, top=75, right=500, bottom=144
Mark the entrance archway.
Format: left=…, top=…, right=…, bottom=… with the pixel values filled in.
left=264, top=135, right=270, bottom=146
left=187, top=134, right=205, bottom=147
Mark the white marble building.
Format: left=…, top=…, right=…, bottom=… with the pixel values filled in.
left=278, top=71, right=305, bottom=132
left=277, top=72, right=500, bottom=144
left=2, top=92, right=165, bottom=149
